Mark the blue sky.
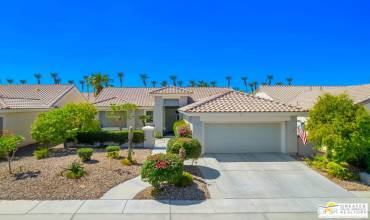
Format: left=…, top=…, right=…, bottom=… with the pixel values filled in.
left=0, top=0, right=369, bottom=89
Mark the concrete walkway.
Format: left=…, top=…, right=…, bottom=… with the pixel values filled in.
left=1, top=197, right=369, bottom=219
left=101, top=138, right=170, bottom=199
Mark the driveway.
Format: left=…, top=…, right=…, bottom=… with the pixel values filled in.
left=198, top=153, right=354, bottom=199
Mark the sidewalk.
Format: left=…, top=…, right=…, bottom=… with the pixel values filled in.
left=0, top=197, right=369, bottom=220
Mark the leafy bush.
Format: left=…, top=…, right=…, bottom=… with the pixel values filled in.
left=175, top=171, right=193, bottom=187
left=141, top=153, right=183, bottom=189
left=326, top=161, right=359, bottom=180
left=31, top=103, right=100, bottom=144
left=76, top=130, right=144, bottom=144
left=167, top=137, right=202, bottom=160
left=106, top=146, right=120, bottom=159
left=77, top=148, right=94, bottom=162
left=33, top=147, right=49, bottom=160
left=154, top=130, right=162, bottom=139
left=173, top=120, right=192, bottom=137
left=65, top=162, right=85, bottom=179
left=0, top=135, right=25, bottom=173
left=306, top=93, right=370, bottom=169
left=307, top=155, right=329, bottom=171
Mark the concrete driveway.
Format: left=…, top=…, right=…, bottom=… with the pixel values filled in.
left=198, top=153, right=354, bottom=199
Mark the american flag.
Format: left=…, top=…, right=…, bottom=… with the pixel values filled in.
left=297, top=122, right=307, bottom=145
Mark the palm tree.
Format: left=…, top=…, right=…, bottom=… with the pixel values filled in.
left=19, top=79, right=27, bottom=84
left=177, top=80, right=183, bottom=87
left=249, top=82, right=254, bottom=93
left=83, top=75, right=90, bottom=93
left=6, top=79, right=14, bottom=84
left=225, top=75, right=232, bottom=87
left=102, top=74, right=113, bottom=87
left=151, top=80, right=157, bottom=87
left=34, top=73, right=42, bottom=84
left=91, top=73, right=105, bottom=95
left=67, top=80, right=74, bottom=85
left=169, top=74, right=177, bottom=86
left=55, top=78, right=61, bottom=84
left=210, top=80, right=217, bottom=87
left=189, top=80, right=196, bottom=87
left=160, top=81, right=168, bottom=87
left=276, top=82, right=284, bottom=85
left=198, top=80, right=208, bottom=87
left=253, top=81, right=258, bottom=92
left=140, top=73, right=149, bottom=87
left=241, top=76, right=248, bottom=92
left=79, top=80, right=85, bottom=92
left=117, top=72, right=124, bottom=87
left=286, top=77, right=293, bottom=85
left=267, top=74, right=274, bottom=85
left=50, top=72, right=59, bottom=84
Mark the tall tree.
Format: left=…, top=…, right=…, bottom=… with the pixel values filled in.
left=248, top=82, right=254, bottom=93
left=160, top=80, right=168, bottom=87
left=117, top=72, right=124, bottom=87
left=225, top=75, right=232, bottom=87
left=169, top=74, right=177, bottom=86
left=102, top=74, right=113, bottom=87
left=83, top=75, right=90, bottom=93
left=6, top=79, right=14, bottom=84
left=19, top=79, right=27, bottom=84
left=286, top=77, right=293, bottom=85
left=34, top=73, right=42, bottom=84
left=151, top=80, right=157, bottom=87
left=177, top=80, right=183, bottom=87
left=189, top=80, right=196, bottom=87
left=210, top=80, right=217, bottom=87
left=198, top=80, right=208, bottom=87
left=140, top=73, right=149, bottom=87
left=67, top=80, right=74, bottom=85
left=267, top=74, right=274, bottom=85
left=50, top=72, right=59, bottom=84
left=91, top=73, right=105, bottom=95
left=253, top=81, right=258, bottom=92
left=55, top=78, right=61, bottom=84
left=241, top=76, right=248, bottom=92
left=79, top=80, right=85, bottom=92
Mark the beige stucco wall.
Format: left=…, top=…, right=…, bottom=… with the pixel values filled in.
left=54, top=87, right=87, bottom=106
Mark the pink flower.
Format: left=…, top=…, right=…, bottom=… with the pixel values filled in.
left=155, top=161, right=168, bottom=169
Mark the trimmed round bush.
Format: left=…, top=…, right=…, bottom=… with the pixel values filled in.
left=33, top=147, right=49, bottom=160
left=141, top=153, right=183, bottom=189
left=77, top=148, right=94, bottom=162
left=106, top=146, right=120, bottom=159
left=65, top=162, right=85, bottom=179
left=167, top=137, right=201, bottom=160
left=175, top=171, right=193, bottom=187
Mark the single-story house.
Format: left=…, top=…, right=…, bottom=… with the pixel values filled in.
left=0, top=84, right=87, bottom=146
left=255, top=84, right=370, bottom=111
left=93, top=86, right=307, bottom=154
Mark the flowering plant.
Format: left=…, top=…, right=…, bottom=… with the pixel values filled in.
left=178, top=125, right=192, bottom=137
left=155, top=161, right=168, bottom=169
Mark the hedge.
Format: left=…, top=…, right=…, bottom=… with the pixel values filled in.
left=76, top=130, right=145, bottom=144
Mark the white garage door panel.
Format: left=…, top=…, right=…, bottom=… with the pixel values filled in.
left=204, top=123, right=281, bottom=153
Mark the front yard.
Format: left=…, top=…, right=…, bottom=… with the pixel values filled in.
left=0, top=144, right=151, bottom=200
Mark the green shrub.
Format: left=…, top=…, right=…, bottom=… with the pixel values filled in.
left=141, top=153, right=183, bottom=189
left=33, top=147, right=49, bottom=160
left=0, top=150, right=6, bottom=160
left=121, top=158, right=136, bottom=166
left=326, top=161, right=359, bottom=180
left=306, top=155, right=328, bottom=171
left=77, top=148, right=94, bottom=162
left=106, top=146, right=120, bottom=159
left=154, top=130, right=162, bottom=139
left=167, top=137, right=201, bottom=160
left=175, top=171, right=193, bottom=187
left=65, top=162, right=85, bottom=179
left=76, top=130, right=144, bottom=144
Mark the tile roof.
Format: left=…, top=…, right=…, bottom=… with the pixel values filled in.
left=179, top=90, right=305, bottom=113
left=256, top=84, right=370, bottom=110
left=149, top=86, right=193, bottom=94
left=0, top=84, right=75, bottom=109
left=93, top=87, right=232, bottom=107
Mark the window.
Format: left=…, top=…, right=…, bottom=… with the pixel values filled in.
left=99, top=111, right=127, bottom=128
left=146, top=111, right=153, bottom=123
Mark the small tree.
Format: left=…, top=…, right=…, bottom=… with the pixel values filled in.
left=108, top=103, right=138, bottom=131
left=127, top=126, right=134, bottom=163
left=306, top=93, right=370, bottom=168
left=0, top=135, right=25, bottom=174
left=139, top=115, right=152, bottom=126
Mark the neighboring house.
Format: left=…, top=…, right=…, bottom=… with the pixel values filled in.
left=92, top=87, right=231, bottom=133
left=0, top=84, right=87, bottom=146
left=255, top=84, right=370, bottom=111
left=93, top=86, right=306, bottom=154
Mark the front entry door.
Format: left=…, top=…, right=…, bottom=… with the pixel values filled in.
left=164, top=107, right=178, bottom=134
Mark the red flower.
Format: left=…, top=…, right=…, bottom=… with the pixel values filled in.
left=155, top=161, right=168, bottom=169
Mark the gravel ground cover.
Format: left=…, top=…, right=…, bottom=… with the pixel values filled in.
left=0, top=144, right=151, bottom=200
left=133, top=165, right=210, bottom=200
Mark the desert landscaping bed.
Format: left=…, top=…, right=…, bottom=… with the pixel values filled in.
left=0, top=144, right=151, bottom=200
left=294, top=155, right=370, bottom=191
left=134, top=165, right=210, bottom=200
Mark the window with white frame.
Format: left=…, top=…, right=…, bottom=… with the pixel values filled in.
left=145, top=110, right=153, bottom=123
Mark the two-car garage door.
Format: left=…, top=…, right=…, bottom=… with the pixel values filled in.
left=204, top=123, right=282, bottom=153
